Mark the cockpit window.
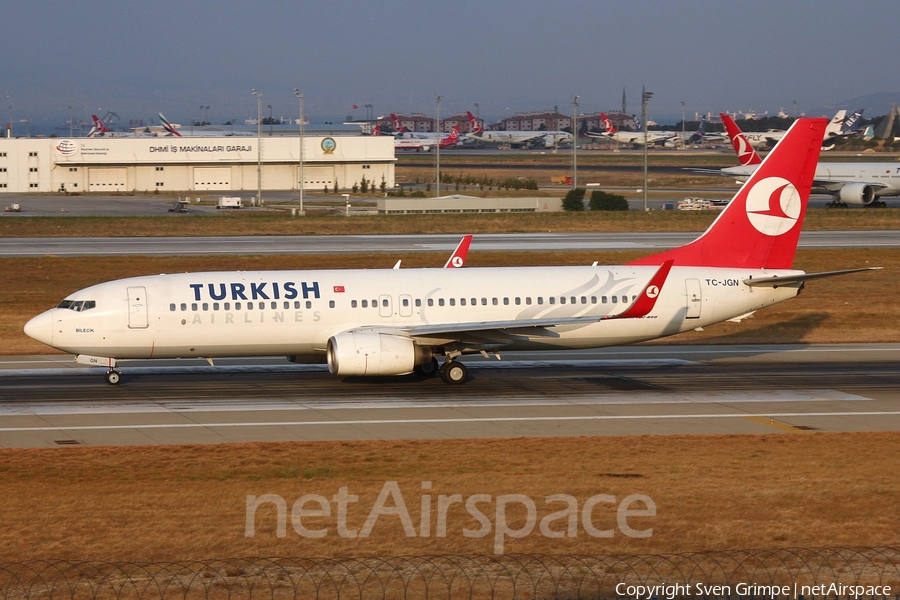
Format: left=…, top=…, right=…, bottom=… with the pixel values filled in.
left=57, top=300, right=96, bottom=312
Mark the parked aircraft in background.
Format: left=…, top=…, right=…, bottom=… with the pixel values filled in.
left=25, top=118, right=877, bottom=386
left=585, top=113, right=677, bottom=147
left=465, top=112, right=573, bottom=148
left=718, top=113, right=899, bottom=207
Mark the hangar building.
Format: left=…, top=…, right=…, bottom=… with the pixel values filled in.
left=0, top=135, right=395, bottom=194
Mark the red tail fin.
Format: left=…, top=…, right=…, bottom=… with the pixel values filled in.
left=440, top=125, right=459, bottom=148
left=390, top=114, right=407, bottom=133
left=466, top=111, right=483, bottom=133
left=91, top=115, right=109, bottom=133
left=601, top=113, right=616, bottom=133
left=372, top=125, right=381, bottom=136
left=444, top=234, right=472, bottom=268
left=721, top=113, right=762, bottom=166
left=629, top=118, right=827, bottom=270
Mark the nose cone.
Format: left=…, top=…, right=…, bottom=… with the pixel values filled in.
left=24, top=310, right=54, bottom=347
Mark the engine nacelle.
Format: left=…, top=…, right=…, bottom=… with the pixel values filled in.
left=838, top=183, right=875, bottom=205
left=327, top=331, right=431, bottom=376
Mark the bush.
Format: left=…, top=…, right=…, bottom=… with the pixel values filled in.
left=562, top=188, right=586, bottom=211
left=590, top=190, right=629, bottom=211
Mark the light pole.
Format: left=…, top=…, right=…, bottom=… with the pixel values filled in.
left=680, top=101, right=685, bottom=148
left=251, top=88, right=263, bottom=206
left=641, top=88, right=653, bottom=212
left=293, top=87, right=305, bottom=216
left=68, top=106, right=73, bottom=138
left=572, top=95, right=578, bottom=189
left=435, top=95, right=441, bottom=198
left=204, top=105, right=210, bottom=125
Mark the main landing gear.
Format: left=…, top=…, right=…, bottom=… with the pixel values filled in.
left=439, top=360, right=467, bottom=384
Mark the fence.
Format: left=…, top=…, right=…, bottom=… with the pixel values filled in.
left=2, top=547, right=899, bottom=599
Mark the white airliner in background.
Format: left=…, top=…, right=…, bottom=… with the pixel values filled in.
left=585, top=113, right=677, bottom=147
left=466, top=112, right=573, bottom=148
left=25, top=118, right=876, bottom=385
left=718, top=113, right=900, bottom=207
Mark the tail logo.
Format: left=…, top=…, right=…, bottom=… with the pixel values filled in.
left=745, top=176, right=801, bottom=236
left=732, top=136, right=753, bottom=162
left=451, top=256, right=464, bottom=268
left=646, top=285, right=660, bottom=299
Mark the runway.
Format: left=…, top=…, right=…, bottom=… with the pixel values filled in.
left=1, top=344, right=899, bottom=448
left=3, top=230, right=899, bottom=257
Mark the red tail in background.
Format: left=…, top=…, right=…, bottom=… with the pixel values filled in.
left=466, top=111, right=483, bottom=133
left=629, top=118, right=827, bottom=270
left=721, top=113, right=762, bottom=166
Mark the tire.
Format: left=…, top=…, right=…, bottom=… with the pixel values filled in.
left=443, top=362, right=467, bottom=384
left=105, top=371, right=121, bottom=385
left=414, top=357, right=440, bottom=377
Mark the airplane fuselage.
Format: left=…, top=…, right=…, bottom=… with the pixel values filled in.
left=27, top=265, right=800, bottom=362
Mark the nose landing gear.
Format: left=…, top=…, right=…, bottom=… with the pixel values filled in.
left=105, top=369, right=122, bottom=385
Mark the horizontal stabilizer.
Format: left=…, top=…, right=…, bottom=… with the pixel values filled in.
left=743, top=267, right=882, bottom=288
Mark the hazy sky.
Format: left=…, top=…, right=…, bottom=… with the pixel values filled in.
left=3, top=0, right=899, bottom=130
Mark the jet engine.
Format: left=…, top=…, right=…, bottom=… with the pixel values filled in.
left=327, top=331, right=432, bottom=376
left=838, top=183, right=875, bottom=205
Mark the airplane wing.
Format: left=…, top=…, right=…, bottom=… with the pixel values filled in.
left=743, top=267, right=882, bottom=288
left=401, top=260, right=673, bottom=342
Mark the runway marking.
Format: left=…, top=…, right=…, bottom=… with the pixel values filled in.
left=1, top=411, right=898, bottom=433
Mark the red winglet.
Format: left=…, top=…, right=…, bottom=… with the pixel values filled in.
left=444, top=235, right=472, bottom=268
left=607, top=259, right=674, bottom=320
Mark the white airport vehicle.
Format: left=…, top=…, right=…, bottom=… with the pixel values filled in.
left=216, top=197, right=242, bottom=209
left=24, top=118, right=877, bottom=385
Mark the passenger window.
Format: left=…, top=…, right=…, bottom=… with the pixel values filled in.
left=503, top=298, right=509, bottom=305
left=481, top=298, right=487, bottom=306
left=439, top=298, right=445, bottom=307
left=612, top=296, right=618, bottom=303
left=202, top=303, right=209, bottom=311
left=361, top=300, right=368, bottom=308
left=225, top=302, right=231, bottom=310
left=329, top=300, right=335, bottom=308
left=526, top=297, right=532, bottom=305
left=402, top=298, right=409, bottom=307
left=306, top=301, right=313, bottom=309
left=352, top=300, right=358, bottom=308
left=191, top=303, right=198, bottom=311
left=537, top=297, right=543, bottom=305
left=427, top=299, right=434, bottom=307
left=293, top=301, right=300, bottom=309
left=492, top=298, right=498, bottom=306
left=415, top=299, right=421, bottom=307
left=601, top=296, right=607, bottom=304
left=181, top=303, right=187, bottom=311
left=515, top=297, right=521, bottom=305
left=235, top=302, right=242, bottom=310
left=382, top=299, right=388, bottom=307
left=213, top=303, right=220, bottom=311
left=169, top=303, right=176, bottom=312
left=460, top=298, right=466, bottom=306
left=591, top=296, right=597, bottom=304
left=271, top=302, right=277, bottom=309
left=559, top=297, right=565, bottom=304
left=581, top=297, right=587, bottom=304
left=471, top=298, right=477, bottom=306
left=284, top=301, right=290, bottom=309
left=449, top=298, right=456, bottom=306
left=549, top=297, right=556, bottom=305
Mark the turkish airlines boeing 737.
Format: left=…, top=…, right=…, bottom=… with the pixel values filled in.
left=25, top=118, right=876, bottom=385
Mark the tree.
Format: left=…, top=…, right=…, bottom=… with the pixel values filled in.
left=562, top=188, right=586, bottom=211
left=590, top=190, right=629, bottom=211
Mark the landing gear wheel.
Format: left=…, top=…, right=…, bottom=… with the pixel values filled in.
left=440, top=361, right=467, bottom=384
left=105, top=370, right=121, bottom=385
left=414, top=357, right=440, bottom=377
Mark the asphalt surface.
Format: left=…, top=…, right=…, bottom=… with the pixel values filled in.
left=3, top=230, right=899, bottom=257
left=1, top=344, right=898, bottom=448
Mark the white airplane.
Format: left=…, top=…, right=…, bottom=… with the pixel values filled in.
left=465, top=112, right=573, bottom=148
left=719, top=113, right=900, bottom=207
left=585, top=113, right=677, bottom=147
left=25, top=117, right=877, bottom=385
left=374, top=124, right=460, bottom=151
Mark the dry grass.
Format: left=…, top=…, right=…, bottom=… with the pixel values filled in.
left=3, top=248, right=898, bottom=355
left=0, top=433, right=898, bottom=561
